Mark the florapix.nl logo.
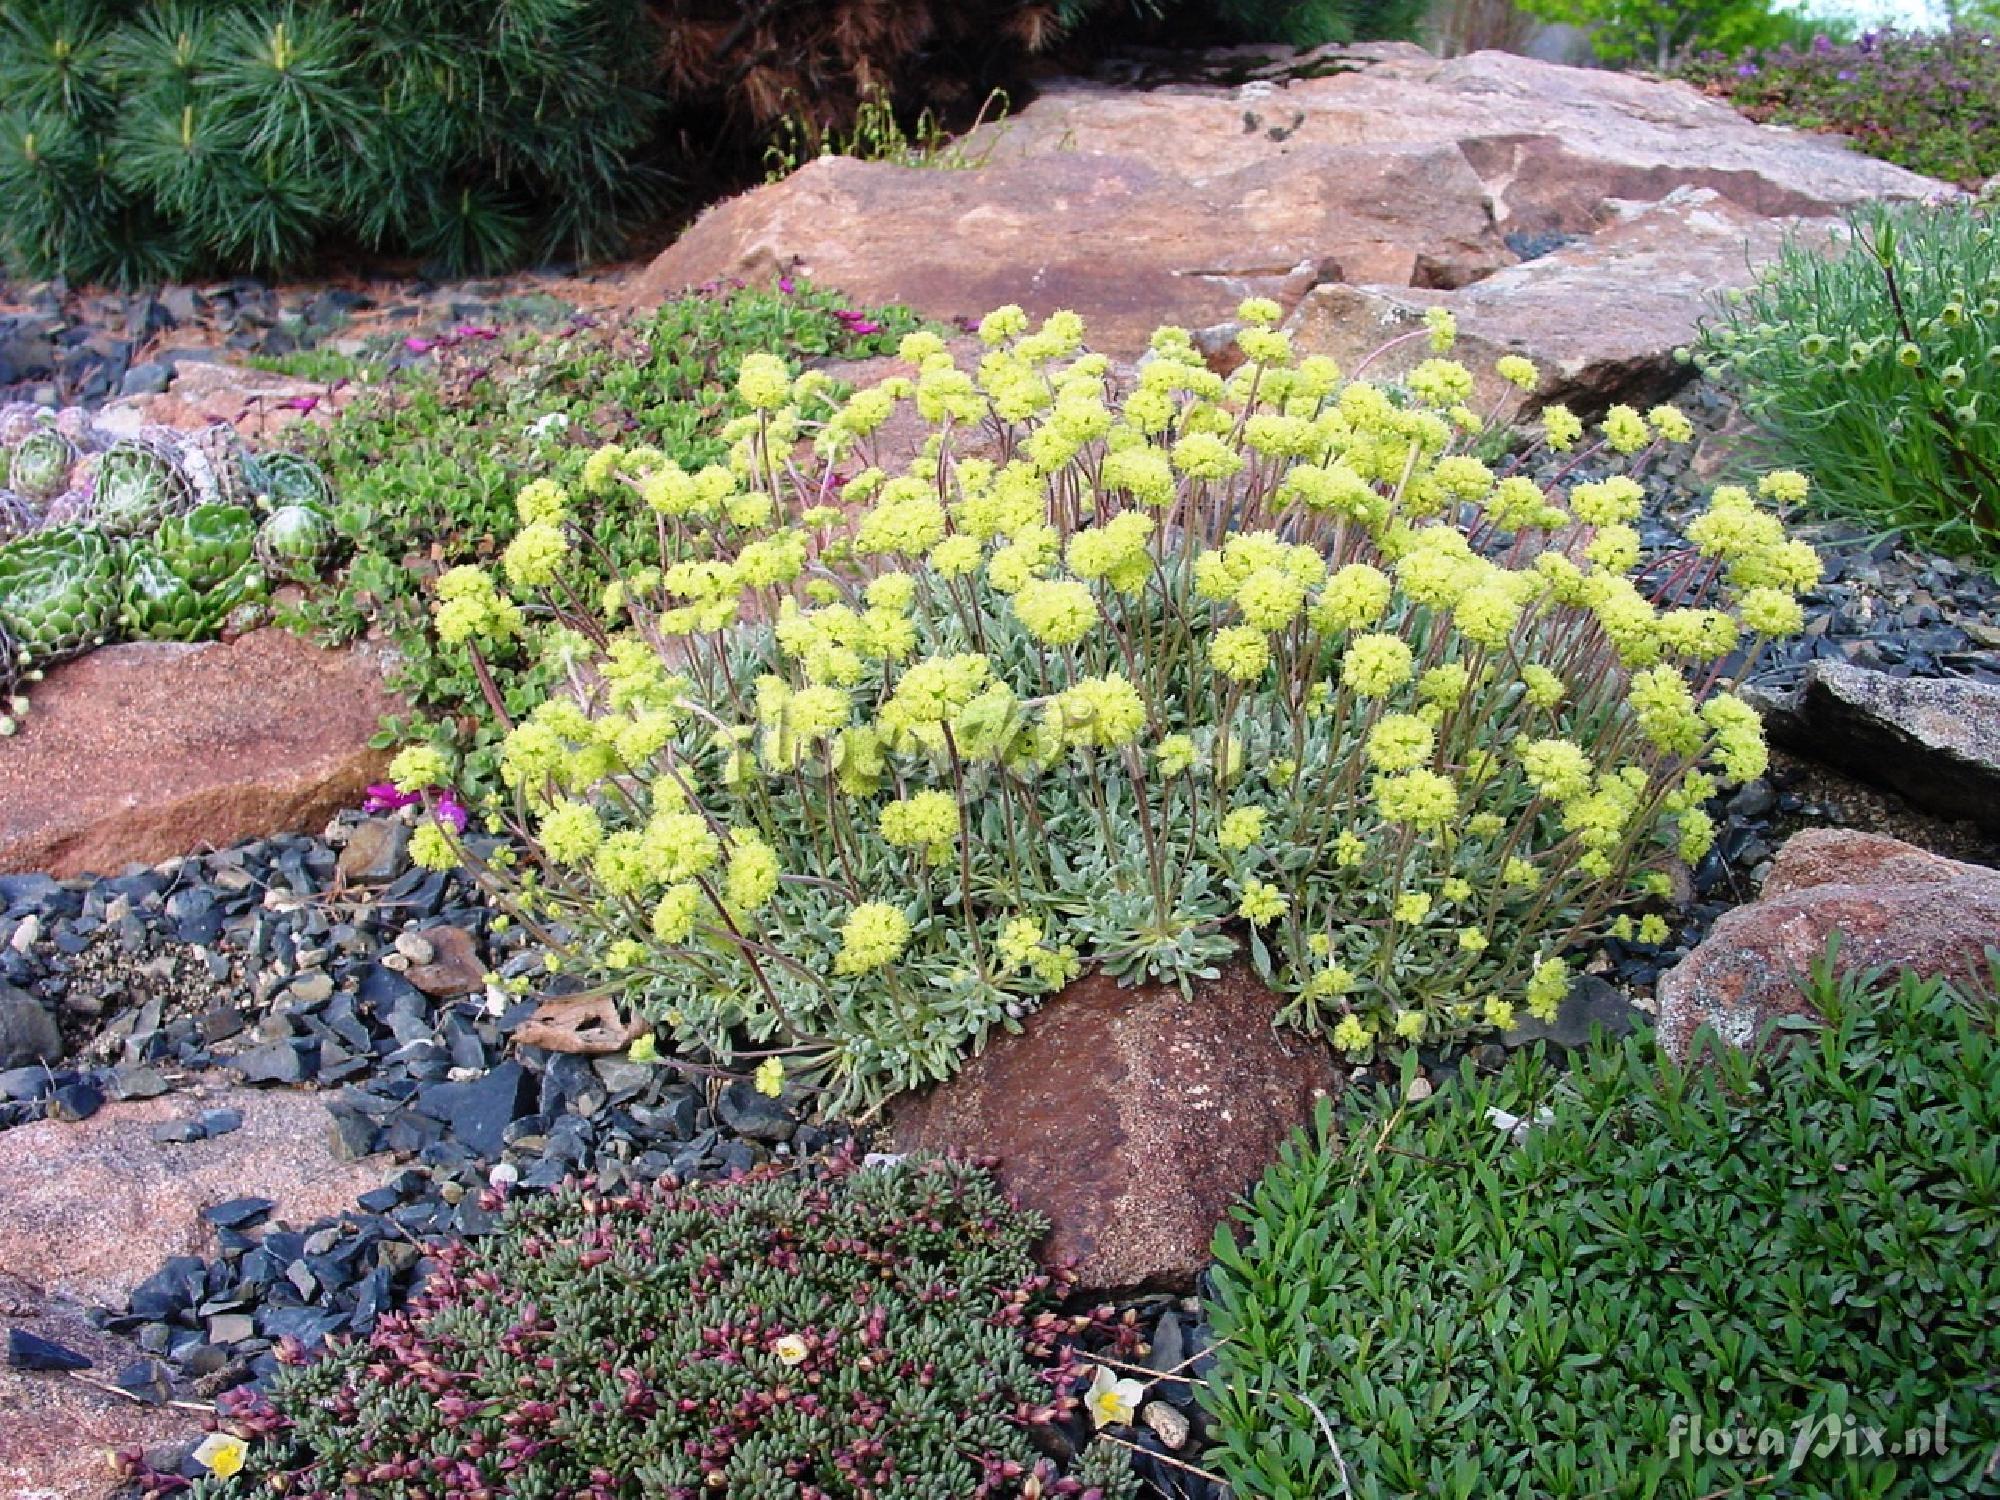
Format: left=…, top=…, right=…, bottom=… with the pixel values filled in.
left=1668, top=1408, right=1952, bottom=1470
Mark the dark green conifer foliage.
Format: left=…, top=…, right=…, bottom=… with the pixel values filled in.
left=0, top=0, right=665, bottom=282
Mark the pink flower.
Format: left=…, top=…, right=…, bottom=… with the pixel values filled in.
left=363, top=783, right=421, bottom=814
left=436, top=792, right=470, bottom=834
left=276, top=395, right=319, bottom=413
left=403, top=336, right=435, bottom=355
left=778, top=276, right=796, bottom=294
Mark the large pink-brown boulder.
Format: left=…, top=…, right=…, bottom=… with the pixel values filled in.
left=0, top=1086, right=387, bottom=1310
left=891, top=962, right=1341, bottom=1293
left=0, top=629, right=400, bottom=878
left=1656, top=830, right=2000, bottom=1060
left=631, top=46, right=1940, bottom=358
left=1285, top=188, right=1813, bottom=418
left=638, top=144, right=1504, bottom=357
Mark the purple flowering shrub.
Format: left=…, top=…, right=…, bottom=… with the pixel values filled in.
left=1679, top=27, right=2000, bottom=186
left=180, top=1155, right=1142, bottom=1500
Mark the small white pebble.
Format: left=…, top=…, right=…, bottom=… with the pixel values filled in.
left=1141, top=1400, right=1190, bottom=1450
left=1406, top=1075, right=1434, bottom=1102
left=394, top=932, right=436, bottom=965
left=489, top=1162, right=520, bottom=1189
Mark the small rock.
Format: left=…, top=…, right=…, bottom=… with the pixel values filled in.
left=229, top=1040, right=306, bottom=1086
left=1501, top=977, right=1641, bottom=1051
left=715, top=1081, right=796, bottom=1143
left=7, top=1327, right=93, bottom=1372
left=181, top=1342, right=229, bottom=1378
left=0, top=983, right=62, bottom=1069
left=592, top=1057, right=655, bottom=1098
left=413, top=1060, right=534, bottom=1157
left=114, top=1357, right=175, bottom=1405
left=151, top=1119, right=206, bottom=1145
left=205, top=1312, right=255, bottom=1345
left=201, top=1196, right=275, bottom=1230
left=392, top=931, right=436, bottom=965
left=118, top=361, right=173, bottom=397
left=406, top=926, right=484, bottom=997
left=1726, top=779, right=1776, bottom=820
left=1141, top=1399, right=1190, bottom=1450
left=48, top=1081, right=106, bottom=1123
left=325, top=1104, right=379, bottom=1162
left=197, top=1107, right=243, bottom=1138
left=336, top=819, right=410, bottom=884
left=0, top=1066, right=51, bottom=1102
left=286, top=971, right=334, bottom=1006
left=114, top=1066, right=172, bottom=1101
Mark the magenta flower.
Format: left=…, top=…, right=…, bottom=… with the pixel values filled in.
left=363, top=782, right=422, bottom=814
left=403, top=336, right=435, bottom=355
left=778, top=276, right=796, bottom=294
left=364, top=782, right=467, bottom=831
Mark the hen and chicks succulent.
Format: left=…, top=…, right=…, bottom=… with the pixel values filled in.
left=0, top=404, right=343, bottom=732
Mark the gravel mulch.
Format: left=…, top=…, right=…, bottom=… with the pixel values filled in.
left=0, top=815, right=841, bottom=1404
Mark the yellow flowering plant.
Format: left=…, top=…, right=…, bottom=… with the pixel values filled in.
left=406, top=302, right=1813, bottom=1113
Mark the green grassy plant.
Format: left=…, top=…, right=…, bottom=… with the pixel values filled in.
left=1200, top=960, right=2000, bottom=1498
left=1696, top=197, right=2000, bottom=563
left=763, top=85, right=1013, bottom=182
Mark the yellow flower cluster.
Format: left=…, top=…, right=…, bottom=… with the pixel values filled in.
left=419, top=297, right=1811, bottom=1103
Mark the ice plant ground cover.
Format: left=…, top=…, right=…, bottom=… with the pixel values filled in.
left=177, top=1155, right=1144, bottom=1500
left=390, top=300, right=1817, bottom=1116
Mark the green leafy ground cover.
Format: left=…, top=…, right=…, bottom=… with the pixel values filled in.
left=279, top=281, right=922, bottom=788
left=1202, top=961, right=2000, bottom=1499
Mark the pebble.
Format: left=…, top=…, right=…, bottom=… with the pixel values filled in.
left=286, top=971, right=334, bottom=1005
left=8, top=1328, right=93, bottom=1372
left=1141, top=1399, right=1191, bottom=1450
left=48, top=1080, right=105, bottom=1122
left=114, top=1357, right=175, bottom=1405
